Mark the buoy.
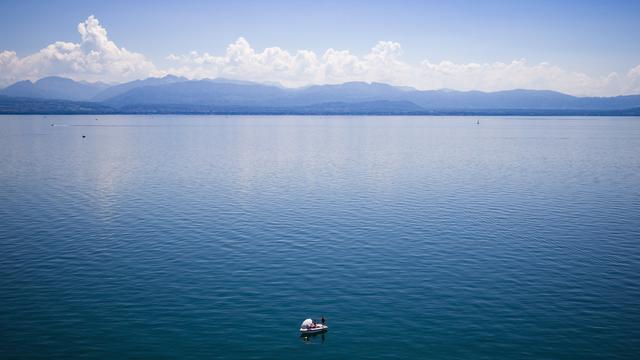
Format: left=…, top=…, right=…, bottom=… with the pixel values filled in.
left=82, top=135, right=86, bottom=138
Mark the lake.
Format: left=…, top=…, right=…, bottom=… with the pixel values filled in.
left=1, top=115, right=639, bottom=359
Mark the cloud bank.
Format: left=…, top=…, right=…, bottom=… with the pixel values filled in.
left=165, top=37, right=639, bottom=96
left=1, top=15, right=639, bottom=96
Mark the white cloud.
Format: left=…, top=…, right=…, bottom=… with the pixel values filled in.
left=166, top=38, right=640, bottom=96
left=627, top=64, right=640, bottom=94
left=414, top=59, right=625, bottom=96
left=0, top=15, right=157, bottom=86
left=163, top=38, right=412, bottom=88
left=1, top=16, right=639, bottom=96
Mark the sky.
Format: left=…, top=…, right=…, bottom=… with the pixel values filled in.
left=1, top=0, right=639, bottom=96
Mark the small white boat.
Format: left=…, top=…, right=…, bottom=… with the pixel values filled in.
left=300, top=318, right=328, bottom=334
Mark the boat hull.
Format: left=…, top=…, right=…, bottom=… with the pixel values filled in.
left=300, top=324, right=328, bottom=334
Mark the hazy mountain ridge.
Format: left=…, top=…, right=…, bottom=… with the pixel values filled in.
left=91, top=75, right=188, bottom=101
left=103, top=79, right=290, bottom=107
left=1, top=76, right=640, bottom=114
left=0, top=76, right=109, bottom=101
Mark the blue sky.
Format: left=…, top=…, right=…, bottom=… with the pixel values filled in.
left=1, top=0, right=639, bottom=95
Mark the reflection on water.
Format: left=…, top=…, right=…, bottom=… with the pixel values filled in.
left=300, top=332, right=326, bottom=344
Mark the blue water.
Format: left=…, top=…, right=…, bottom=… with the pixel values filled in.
left=1, top=115, right=639, bottom=359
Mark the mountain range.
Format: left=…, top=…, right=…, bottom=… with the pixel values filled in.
left=1, top=76, right=639, bottom=115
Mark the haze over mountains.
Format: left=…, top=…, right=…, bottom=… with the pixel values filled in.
left=0, top=77, right=110, bottom=101
left=1, top=76, right=640, bottom=115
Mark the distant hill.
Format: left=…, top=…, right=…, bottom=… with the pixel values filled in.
left=402, top=89, right=640, bottom=110
left=103, top=79, right=289, bottom=107
left=91, top=75, right=188, bottom=101
left=101, top=79, right=640, bottom=111
left=1, top=76, right=640, bottom=115
left=0, top=95, right=115, bottom=114
left=0, top=76, right=108, bottom=101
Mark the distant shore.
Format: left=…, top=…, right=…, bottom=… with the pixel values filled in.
left=1, top=97, right=639, bottom=116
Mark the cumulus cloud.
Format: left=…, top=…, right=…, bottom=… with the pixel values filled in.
left=627, top=64, right=640, bottom=94
left=164, top=38, right=412, bottom=88
left=1, top=15, right=639, bottom=96
left=166, top=38, right=640, bottom=96
left=0, top=15, right=157, bottom=86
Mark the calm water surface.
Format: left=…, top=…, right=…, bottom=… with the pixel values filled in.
left=1, top=115, right=639, bottom=359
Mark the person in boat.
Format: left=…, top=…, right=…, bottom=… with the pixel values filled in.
left=321, top=315, right=325, bottom=325
left=301, top=318, right=314, bottom=330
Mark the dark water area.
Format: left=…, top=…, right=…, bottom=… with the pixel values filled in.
left=1, top=115, right=639, bottom=359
